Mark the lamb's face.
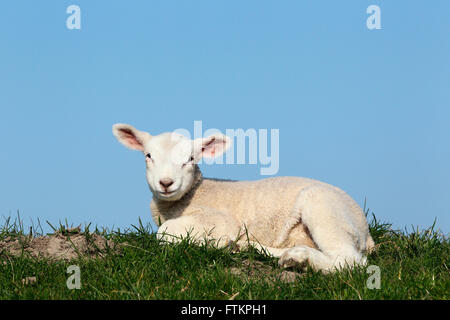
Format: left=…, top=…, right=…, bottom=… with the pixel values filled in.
left=143, top=132, right=197, bottom=201
left=113, top=123, right=231, bottom=202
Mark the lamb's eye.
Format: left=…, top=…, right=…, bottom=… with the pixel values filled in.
left=182, top=155, right=194, bottom=168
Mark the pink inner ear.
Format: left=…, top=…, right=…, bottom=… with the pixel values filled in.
left=120, top=129, right=143, bottom=150
left=202, top=137, right=225, bottom=158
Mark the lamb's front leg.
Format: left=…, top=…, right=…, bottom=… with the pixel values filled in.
left=156, top=208, right=241, bottom=247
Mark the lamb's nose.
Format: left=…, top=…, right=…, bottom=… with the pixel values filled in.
left=159, top=178, right=174, bottom=189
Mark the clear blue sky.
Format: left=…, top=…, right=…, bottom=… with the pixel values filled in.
left=1, top=1, right=449, bottom=234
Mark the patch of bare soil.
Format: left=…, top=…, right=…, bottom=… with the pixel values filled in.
left=0, top=228, right=115, bottom=260
left=228, top=259, right=303, bottom=284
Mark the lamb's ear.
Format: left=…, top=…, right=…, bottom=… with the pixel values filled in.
left=194, top=134, right=231, bottom=159
left=112, top=123, right=151, bottom=151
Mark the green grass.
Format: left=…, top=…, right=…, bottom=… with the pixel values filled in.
left=0, top=213, right=448, bottom=300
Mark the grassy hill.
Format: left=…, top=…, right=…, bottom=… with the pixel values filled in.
left=0, top=213, right=448, bottom=300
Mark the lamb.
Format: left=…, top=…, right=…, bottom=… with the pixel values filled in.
left=112, top=123, right=375, bottom=273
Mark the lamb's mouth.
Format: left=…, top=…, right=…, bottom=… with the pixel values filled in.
left=159, top=190, right=178, bottom=197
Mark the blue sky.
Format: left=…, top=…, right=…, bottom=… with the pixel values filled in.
left=0, top=1, right=449, bottom=234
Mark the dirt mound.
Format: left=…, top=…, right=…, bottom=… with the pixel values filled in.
left=0, top=228, right=115, bottom=260
left=228, top=259, right=303, bottom=284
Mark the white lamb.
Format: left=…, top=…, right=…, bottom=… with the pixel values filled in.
left=113, top=123, right=375, bottom=273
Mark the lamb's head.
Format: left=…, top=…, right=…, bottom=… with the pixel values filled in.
left=113, top=123, right=231, bottom=201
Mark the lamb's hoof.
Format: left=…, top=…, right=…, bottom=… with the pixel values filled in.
left=278, top=247, right=309, bottom=270
left=278, top=256, right=298, bottom=268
